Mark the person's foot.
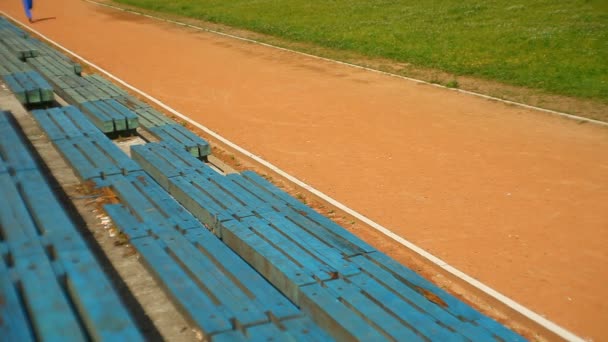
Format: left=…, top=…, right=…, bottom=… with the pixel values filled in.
left=28, top=18, right=33, bottom=23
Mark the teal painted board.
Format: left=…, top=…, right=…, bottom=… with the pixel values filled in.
left=282, top=208, right=374, bottom=257
left=167, top=176, right=238, bottom=225
left=322, top=279, right=427, bottom=341
left=80, top=101, right=115, bottom=133
left=148, top=124, right=211, bottom=157
left=51, top=135, right=141, bottom=181
left=61, top=106, right=105, bottom=136
left=0, top=111, right=38, bottom=172
left=280, top=316, right=335, bottom=341
left=104, top=99, right=139, bottom=130
left=220, top=218, right=320, bottom=303
left=105, top=173, right=178, bottom=228
left=15, top=72, right=41, bottom=104
left=31, top=106, right=102, bottom=141
left=130, top=236, right=234, bottom=335
left=58, top=250, right=144, bottom=341
left=0, top=248, right=35, bottom=342
left=55, top=137, right=121, bottom=179
left=91, top=99, right=127, bottom=131
left=103, top=204, right=150, bottom=239
left=123, top=172, right=206, bottom=231
left=0, top=174, right=43, bottom=249
left=130, top=144, right=184, bottom=189
left=32, top=108, right=66, bottom=140
left=209, top=330, right=251, bottom=342
left=28, top=72, right=54, bottom=102
left=225, top=174, right=287, bottom=210
left=158, top=230, right=270, bottom=326
left=114, top=96, right=149, bottom=111
left=136, top=107, right=174, bottom=128
left=2, top=74, right=27, bottom=103
left=2, top=36, right=39, bottom=58
left=238, top=324, right=292, bottom=342
left=131, top=142, right=200, bottom=183
left=298, top=282, right=389, bottom=342
left=148, top=125, right=199, bottom=157
left=230, top=215, right=345, bottom=280
left=105, top=172, right=206, bottom=232
left=346, top=272, right=493, bottom=341
left=185, top=229, right=301, bottom=320
left=255, top=211, right=361, bottom=277
left=349, top=253, right=526, bottom=341
left=184, top=173, right=255, bottom=220
left=13, top=170, right=89, bottom=251
left=52, top=139, right=100, bottom=180
left=241, top=171, right=375, bottom=256
left=15, top=251, right=88, bottom=342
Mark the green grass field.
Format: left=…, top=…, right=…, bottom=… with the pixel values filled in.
left=114, top=0, right=608, bottom=102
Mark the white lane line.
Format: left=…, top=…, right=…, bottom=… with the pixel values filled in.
left=85, top=0, right=608, bottom=128
left=0, top=9, right=587, bottom=342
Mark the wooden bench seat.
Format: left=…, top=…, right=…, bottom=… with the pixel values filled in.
left=31, top=107, right=141, bottom=182
left=80, top=99, right=139, bottom=134
left=1, top=71, right=54, bottom=104
left=101, top=171, right=331, bottom=340
left=0, top=111, right=143, bottom=341
left=28, top=55, right=82, bottom=79
left=131, top=141, right=525, bottom=341
left=148, top=124, right=211, bottom=158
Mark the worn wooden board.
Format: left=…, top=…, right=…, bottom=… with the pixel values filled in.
left=31, top=106, right=102, bottom=141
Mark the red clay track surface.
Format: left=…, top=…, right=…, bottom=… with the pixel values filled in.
left=2, top=0, right=607, bottom=339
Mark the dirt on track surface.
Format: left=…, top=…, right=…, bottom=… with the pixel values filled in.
left=2, top=0, right=607, bottom=339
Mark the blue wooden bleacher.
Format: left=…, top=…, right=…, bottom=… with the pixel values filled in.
left=131, top=142, right=526, bottom=341
left=31, top=106, right=142, bottom=182
left=31, top=108, right=333, bottom=341
left=0, top=111, right=143, bottom=341
left=0, top=49, right=54, bottom=105
left=103, top=172, right=331, bottom=340
left=3, top=13, right=528, bottom=341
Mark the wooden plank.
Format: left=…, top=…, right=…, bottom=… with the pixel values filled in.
left=159, top=230, right=270, bottom=326
left=347, top=271, right=493, bottom=341
left=298, top=282, right=388, bottom=341
left=92, top=99, right=127, bottom=132
left=103, top=204, right=150, bottom=239
left=220, top=218, right=321, bottom=303
left=167, top=176, right=238, bottom=226
left=14, top=251, right=87, bottom=341
left=185, top=229, right=301, bottom=320
left=240, top=171, right=375, bottom=256
left=28, top=71, right=54, bottom=102
left=131, top=143, right=200, bottom=187
left=148, top=124, right=210, bottom=157
left=2, top=74, right=27, bottom=103
left=121, top=172, right=205, bottom=231
left=0, top=111, right=38, bottom=172
left=14, top=170, right=90, bottom=251
left=80, top=101, right=115, bottom=133
left=31, top=107, right=102, bottom=141
left=280, top=316, right=334, bottom=341
left=255, top=211, right=361, bottom=277
left=322, top=279, right=426, bottom=341
left=131, top=144, right=184, bottom=189
left=0, top=259, right=35, bottom=342
left=130, top=236, right=234, bottom=335
left=349, top=253, right=526, bottom=341
left=104, top=99, right=139, bottom=130
left=51, top=139, right=100, bottom=180
left=58, top=250, right=144, bottom=341
left=15, top=72, right=41, bottom=104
